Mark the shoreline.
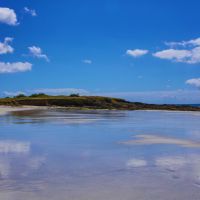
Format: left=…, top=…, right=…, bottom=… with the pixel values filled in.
left=1, top=96, right=200, bottom=112
left=0, top=106, right=46, bottom=116
left=1, top=105, right=200, bottom=116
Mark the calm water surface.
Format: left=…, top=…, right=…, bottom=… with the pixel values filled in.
left=1, top=109, right=200, bottom=200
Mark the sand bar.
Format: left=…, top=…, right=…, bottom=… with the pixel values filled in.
left=121, top=134, right=200, bottom=148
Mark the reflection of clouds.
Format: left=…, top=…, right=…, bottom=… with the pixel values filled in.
left=155, top=155, right=200, bottom=185
left=155, top=156, right=187, bottom=170
left=28, top=156, right=46, bottom=170
left=126, top=155, right=200, bottom=184
left=0, top=158, right=10, bottom=178
left=0, top=141, right=30, bottom=153
left=0, top=140, right=31, bottom=179
left=0, top=155, right=46, bottom=180
left=126, top=159, right=147, bottom=168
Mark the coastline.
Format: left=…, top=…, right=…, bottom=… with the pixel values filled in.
left=0, top=106, right=46, bottom=116
left=1, top=96, right=200, bottom=112
left=1, top=105, right=200, bottom=116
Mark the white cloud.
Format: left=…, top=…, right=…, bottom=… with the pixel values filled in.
left=33, top=88, right=89, bottom=95
left=97, top=90, right=200, bottom=104
left=3, top=91, right=26, bottom=97
left=155, top=37, right=200, bottom=64
left=165, top=37, right=200, bottom=47
left=0, top=37, right=14, bottom=55
left=186, top=78, right=200, bottom=88
left=186, top=38, right=200, bottom=46
left=187, top=47, right=200, bottom=64
left=0, top=7, right=18, bottom=25
left=0, top=62, right=32, bottom=73
left=82, top=59, right=92, bottom=64
left=28, top=46, right=49, bottom=62
left=2, top=88, right=89, bottom=97
left=24, top=7, right=37, bottom=17
left=126, top=49, right=148, bottom=57
left=153, top=49, right=191, bottom=62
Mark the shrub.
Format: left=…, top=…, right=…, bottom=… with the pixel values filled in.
left=29, top=93, right=48, bottom=98
left=69, top=93, right=80, bottom=97
left=14, top=94, right=26, bottom=98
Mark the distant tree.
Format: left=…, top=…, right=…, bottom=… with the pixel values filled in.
left=69, top=93, right=80, bottom=97
left=14, top=94, right=26, bottom=98
left=29, top=93, right=48, bottom=97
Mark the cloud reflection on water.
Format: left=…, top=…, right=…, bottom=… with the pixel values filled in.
left=0, top=140, right=30, bottom=179
left=126, top=159, right=147, bottom=168
left=126, top=154, right=200, bottom=187
left=0, top=140, right=30, bottom=154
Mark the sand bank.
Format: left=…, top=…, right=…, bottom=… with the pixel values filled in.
left=121, top=134, right=200, bottom=148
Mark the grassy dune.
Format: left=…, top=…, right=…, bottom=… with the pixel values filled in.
left=0, top=95, right=200, bottom=111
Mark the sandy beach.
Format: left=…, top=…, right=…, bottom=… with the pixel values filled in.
left=0, top=106, right=44, bottom=116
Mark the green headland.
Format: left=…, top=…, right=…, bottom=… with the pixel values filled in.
left=0, top=93, right=200, bottom=111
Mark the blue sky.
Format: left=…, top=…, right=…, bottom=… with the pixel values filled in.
left=1, top=0, right=200, bottom=103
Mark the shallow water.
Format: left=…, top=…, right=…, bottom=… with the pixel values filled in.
left=1, top=109, right=200, bottom=200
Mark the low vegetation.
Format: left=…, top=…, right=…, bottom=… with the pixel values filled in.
left=0, top=94, right=200, bottom=111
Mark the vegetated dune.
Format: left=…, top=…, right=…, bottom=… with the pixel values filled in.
left=0, top=95, right=200, bottom=111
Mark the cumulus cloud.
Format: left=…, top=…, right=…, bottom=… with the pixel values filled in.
left=24, top=7, right=37, bottom=17
left=126, top=49, right=148, bottom=57
left=28, top=46, right=49, bottom=62
left=0, top=62, right=32, bottom=73
left=0, top=7, right=18, bottom=25
left=154, top=37, right=200, bottom=64
left=153, top=49, right=191, bottom=62
left=82, top=59, right=92, bottom=64
left=186, top=78, right=200, bottom=88
left=165, top=37, right=200, bottom=47
left=0, top=37, right=14, bottom=55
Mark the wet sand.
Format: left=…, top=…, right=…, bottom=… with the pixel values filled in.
left=1, top=109, right=200, bottom=199
left=0, top=106, right=45, bottom=116
left=121, top=134, right=200, bottom=148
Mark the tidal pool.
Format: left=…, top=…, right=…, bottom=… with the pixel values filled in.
left=1, top=108, right=200, bottom=200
